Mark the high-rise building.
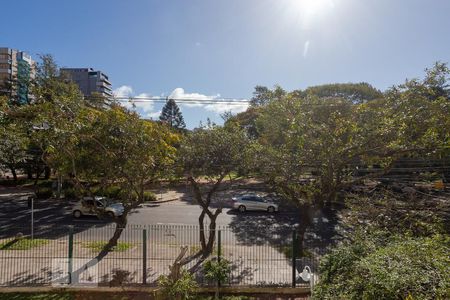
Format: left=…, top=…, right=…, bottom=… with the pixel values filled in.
left=0, top=47, right=36, bottom=104
left=60, top=68, right=112, bottom=98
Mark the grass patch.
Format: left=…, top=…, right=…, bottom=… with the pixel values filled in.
left=0, top=238, right=49, bottom=250
left=83, top=241, right=133, bottom=252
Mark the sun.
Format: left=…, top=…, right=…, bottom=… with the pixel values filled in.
left=291, top=0, right=335, bottom=16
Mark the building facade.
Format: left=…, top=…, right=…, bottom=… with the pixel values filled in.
left=60, top=68, right=112, bottom=98
left=0, top=47, right=36, bottom=104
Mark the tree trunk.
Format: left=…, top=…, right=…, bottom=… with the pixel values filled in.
left=69, top=218, right=127, bottom=284
left=27, top=166, right=33, bottom=179
left=9, top=166, right=17, bottom=182
left=44, top=166, right=51, bottom=179
left=297, top=204, right=313, bottom=257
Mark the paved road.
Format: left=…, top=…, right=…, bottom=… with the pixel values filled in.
left=0, top=187, right=303, bottom=240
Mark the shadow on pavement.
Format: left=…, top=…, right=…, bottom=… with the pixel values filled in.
left=0, top=187, right=115, bottom=240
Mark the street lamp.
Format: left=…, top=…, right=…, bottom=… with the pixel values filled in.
left=29, top=121, right=50, bottom=240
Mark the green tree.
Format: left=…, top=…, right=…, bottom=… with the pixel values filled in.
left=160, top=98, right=186, bottom=129
left=227, top=106, right=262, bottom=139
left=50, top=105, right=178, bottom=244
left=249, top=85, right=286, bottom=107
left=14, top=55, right=179, bottom=276
left=177, top=123, right=248, bottom=267
left=304, top=82, right=382, bottom=103
left=250, top=63, right=450, bottom=253
left=30, top=103, right=178, bottom=281
left=0, top=122, right=29, bottom=181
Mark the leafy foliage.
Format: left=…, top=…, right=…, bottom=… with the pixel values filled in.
left=249, top=85, right=286, bottom=107
left=178, top=123, right=249, bottom=262
left=203, top=258, right=231, bottom=283
left=158, top=270, right=198, bottom=300
left=160, top=98, right=186, bottom=130
left=314, top=233, right=450, bottom=300
left=304, top=82, right=382, bottom=103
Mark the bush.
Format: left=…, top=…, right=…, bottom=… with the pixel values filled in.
left=158, top=270, right=198, bottom=300
left=143, top=191, right=157, bottom=202
left=203, top=258, right=231, bottom=284
left=36, top=187, right=53, bottom=199
left=314, top=233, right=450, bottom=300
left=36, top=180, right=53, bottom=188
left=95, top=185, right=122, bottom=199
left=63, top=188, right=78, bottom=199
left=116, top=190, right=156, bottom=202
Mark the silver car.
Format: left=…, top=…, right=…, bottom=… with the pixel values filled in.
left=232, top=194, right=279, bottom=213
left=72, top=197, right=124, bottom=218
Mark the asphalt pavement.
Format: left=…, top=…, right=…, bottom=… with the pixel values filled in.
left=0, top=187, right=302, bottom=240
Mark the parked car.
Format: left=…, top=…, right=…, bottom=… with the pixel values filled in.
left=72, top=197, right=124, bottom=218
left=232, top=194, right=279, bottom=213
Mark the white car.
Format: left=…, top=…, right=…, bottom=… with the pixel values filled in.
left=72, top=197, right=124, bottom=218
left=232, top=194, right=279, bottom=213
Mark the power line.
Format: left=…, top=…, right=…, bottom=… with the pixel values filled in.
left=89, top=95, right=386, bottom=106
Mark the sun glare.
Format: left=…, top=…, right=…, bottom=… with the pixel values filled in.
left=292, top=0, right=335, bottom=16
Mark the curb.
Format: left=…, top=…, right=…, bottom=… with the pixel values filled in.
left=144, top=197, right=180, bottom=205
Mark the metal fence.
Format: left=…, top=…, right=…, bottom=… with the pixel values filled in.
left=0, top=224, right=322, bottom=287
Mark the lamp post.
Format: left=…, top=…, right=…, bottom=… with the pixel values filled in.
left=29, top=121, right=50, bottom=240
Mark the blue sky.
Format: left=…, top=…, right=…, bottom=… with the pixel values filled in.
left=2, top=0, right=450, bottom=128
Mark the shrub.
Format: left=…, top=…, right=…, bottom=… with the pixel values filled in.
left=36, top=180, right=54, bottom=188
left=203, top=258, right=231, bottom=284
left=36, top=187, right=53, bottom=199
left=158, top=270, right=198, bottom=300
left=95, top=185, right=122, bottom=199
left=63, top=188, right=78, bottom=199
left=116, top=190, right=156, bottom=202
left=143, top=191, right=157, bottom=202
left=314, top=233, right=450, bottom=300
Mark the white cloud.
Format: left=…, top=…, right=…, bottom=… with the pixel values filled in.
left=113, top=86, right=155, bottom=118
left=113, top=86, right=249, bottom=118
left=113, top=85, right=133, bottom=98
left=168, top=88, right=248, bottom=114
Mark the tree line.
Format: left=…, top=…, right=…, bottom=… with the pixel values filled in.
left=1, top=55, right=449, bottom=298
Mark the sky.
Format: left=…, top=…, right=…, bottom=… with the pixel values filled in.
left=2, top=0, right=450, bottom=128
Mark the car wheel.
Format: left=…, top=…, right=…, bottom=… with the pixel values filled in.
left=73, top=210, right=82, bottom=218
left=107, top=211, right=115, bottom=219
left=267, top=206, right=275, bottom=213
left=238, top=205, right=246, bottom=213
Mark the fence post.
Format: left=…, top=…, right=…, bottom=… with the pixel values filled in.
left=292, top=230, right=297, bottom=288
left=217, top=229, right=222, bottom=287
left=143, top=228, right=147, bottom=285
left=68, top=225, right=74, bottom=285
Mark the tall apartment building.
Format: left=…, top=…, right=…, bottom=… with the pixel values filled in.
left=0, top=47, right=36, bottom=104
left=60, top=68, right=112, bottom=98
